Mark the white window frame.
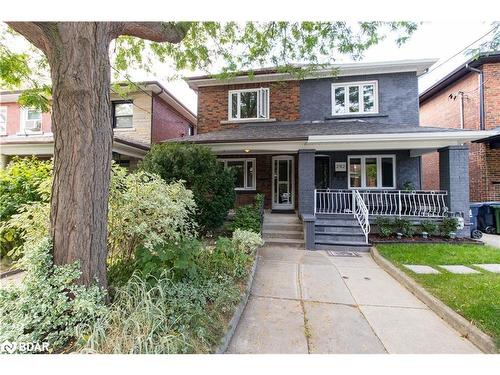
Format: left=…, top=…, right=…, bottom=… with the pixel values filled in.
left=228, top=88, right=270, bottom=121
left=19, top=107, right=43, bottom=134
left=331, top=80, right=379, bottom=116
left=0, top=106, right=7, bottom=135
left=219, top=158, right=257, bottom=191
left=347, top=155, right=396, bottom=189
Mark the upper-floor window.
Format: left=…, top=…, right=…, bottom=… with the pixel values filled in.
left=0, top=106, right=7, bottom=135
left=112, top=101, right=133, bottom=129
left=20, top=108, right=42, bottom=134
left=228, top=88, right=269, bottom=120
left=348, top=155, right=395, bottom=189
left=218, top=158, right=256, bottom=190
left=332, top=81, right=378, bottom=116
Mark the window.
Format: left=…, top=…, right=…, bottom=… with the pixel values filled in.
left=219, top=158, right=256, bottom=190
left=112, top=101, right=133, bottom=129
left=20, top=108, right=42, bottom=134
left=187, top=125, right=194, bottom=136
left=0, top=107, right=7, bottom=134
left=332, top=81, right=378, bottom=115
left=347, top=155, right=395, bottom=189
left=228, top=88, right=269, bottom=120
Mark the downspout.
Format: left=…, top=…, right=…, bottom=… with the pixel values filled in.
left=465, top=64, right=484, bottom=130
left=458, top=91, right=464, bottom=129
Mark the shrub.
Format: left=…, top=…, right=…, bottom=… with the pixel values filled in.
left=140, top=143, right=236, bottom=233
left=420, top=220, right=438, bottom=236
left=393, top=217, right=415, bottom=237
left=231, top=193, right=265, bottom=234
left=108, top=166, right=197, bottom=261
left=0, top=239, right=106, bottom=353
left=440, top=216, right=459, bottom=237
left=374, top=217, right=394, bottom=237
left=0, top=157, right=51, bottom=259
left=232, top=229, right=264, bottom=254
left=78, top=271, right=241, bottom=354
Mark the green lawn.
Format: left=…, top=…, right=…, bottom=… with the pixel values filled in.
left=377, top=243, right=500, bottom=348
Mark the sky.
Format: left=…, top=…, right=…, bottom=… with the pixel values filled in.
left=134, top=21, right=495, bottom=114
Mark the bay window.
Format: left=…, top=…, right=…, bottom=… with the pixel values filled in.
left=348, top=155, right=395, bottom=189
left=228, top=88, right=269, bottom=120
left=332, top=81, right=378, bottom=115
left=219, top=158, right=256, bottom=190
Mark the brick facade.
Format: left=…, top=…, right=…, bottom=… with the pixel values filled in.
left=151, top=95, right=194, bottom=143
left=197, top=81, right=300, bottom=134
left=420, top=62, right=500, bottom=202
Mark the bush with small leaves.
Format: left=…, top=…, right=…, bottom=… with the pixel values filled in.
left=440, top=217, right=459, bottom=237
left=393, top=217, right=415, bottom=238
left=374, top=217, right=394, bottom=237
left=420, top=220, right=438, bottom=237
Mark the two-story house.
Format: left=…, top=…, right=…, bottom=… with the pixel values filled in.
left=0, top=80, right=196, bottom=169
left=420, top=52, right=500, bottom=203
left=177, top=60, right=495, bottom=250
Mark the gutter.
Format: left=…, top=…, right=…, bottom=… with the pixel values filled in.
left=465, top=64, right=485, bottom=130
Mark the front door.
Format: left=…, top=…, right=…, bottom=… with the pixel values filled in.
left=272, top=156, right=294, bottom=210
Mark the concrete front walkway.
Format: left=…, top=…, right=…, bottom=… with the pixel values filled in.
left=227, top=247, right=481, bottom=354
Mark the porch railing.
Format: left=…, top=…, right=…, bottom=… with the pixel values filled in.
left=353, top=190, right=370, bottom=243
left=315, top=189, right=448, bottom=218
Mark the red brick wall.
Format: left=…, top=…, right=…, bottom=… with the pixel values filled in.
left=219, top=154, right=298, bottom=210
left=420, top=62, right=500, bottom=201
left=197, top=81, right=300, bottom=134
left=151, top=96, right=195, bottom=143
left=1, top=102, right=52, bottom=135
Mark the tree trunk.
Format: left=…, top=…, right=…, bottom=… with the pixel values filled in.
left=47, top=23, right=114, bottom=289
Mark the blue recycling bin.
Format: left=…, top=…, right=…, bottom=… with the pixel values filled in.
left=469, top=203, right=483, bottom=239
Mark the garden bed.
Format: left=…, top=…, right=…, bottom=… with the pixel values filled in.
left=370, top=234, right=482, bottom=245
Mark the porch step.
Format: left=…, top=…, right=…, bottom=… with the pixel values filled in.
left=263, top=238, right=305, bottom=249
left=315, top=225, right=364, bottom=235
left=262, top=230, right=304, bottom=240
left=316, top=218, right=359, bottom=226
left=315, top=232, right=366, bottom=243
left=263, top=223, right=303, bottom=232
left=264, top=216, right=300, bottom=225
left=316, top=243, right=372, bottom=252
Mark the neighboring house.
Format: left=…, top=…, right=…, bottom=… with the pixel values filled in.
left=0, top=81, right=196, bottom=169
left=420, top=52, right=500, bottom=202
left=177, top=59, right=494, bottom=249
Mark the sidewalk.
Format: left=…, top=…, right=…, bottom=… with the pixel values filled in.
left=227, top=247, right=481, bottom=354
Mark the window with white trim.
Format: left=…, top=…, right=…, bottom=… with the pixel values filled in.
left=219, top=158, right=256, bottom=190
left=332, top=81, right=378, bottom=115
left=20, top=108, right=42, bottom=134
left=0, top=106, right=7, bottom=135
left=348, top=155, right=395, bottom=189
left=228, top=88, right=269, bottom=120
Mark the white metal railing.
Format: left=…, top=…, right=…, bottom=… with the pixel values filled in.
left=315, top=189, right=448, bottom=218
left=353, top=190, right=370, bottom=243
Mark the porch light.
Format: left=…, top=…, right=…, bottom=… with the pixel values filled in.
left=244, top=149, right=251, bottom=153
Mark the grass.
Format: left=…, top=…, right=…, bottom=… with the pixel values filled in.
left=377, top=243, right=500, bottom=348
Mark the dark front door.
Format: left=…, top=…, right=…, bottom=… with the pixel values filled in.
left=315, top=155, right=330, bottom=189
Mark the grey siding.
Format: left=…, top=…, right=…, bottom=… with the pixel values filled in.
left=320, top=150, right=421, bottom=190
left=300, top=72, right=419, bottom=126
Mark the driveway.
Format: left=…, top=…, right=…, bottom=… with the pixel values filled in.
left=227, top=247, right=481, bottom=354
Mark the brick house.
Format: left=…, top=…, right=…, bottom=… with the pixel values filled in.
left=172, top=60, right=494, bottom=250
left=420, top=52, right=500, bottom=202
left=0, top=81, right=196, bottom=169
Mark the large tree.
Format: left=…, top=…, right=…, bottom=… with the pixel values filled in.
left=1, top=21, right=424, bottom=289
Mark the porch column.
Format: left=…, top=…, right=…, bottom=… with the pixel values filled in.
left=298, top=149, right=316, bottom=216
left=438, top=145, right=470, bottom=237
left=0, top=154, right=8, bottom=169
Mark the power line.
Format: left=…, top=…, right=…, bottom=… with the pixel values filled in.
left=110, top=87, right=151, bottom=115
left=110, top=65, right=154, bottom=99
left=423, top=26, right=497, bottom=76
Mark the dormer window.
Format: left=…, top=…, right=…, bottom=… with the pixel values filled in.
left=228, top=88, right=269, bottom=120
left=332, top=81, right=378, bottom=116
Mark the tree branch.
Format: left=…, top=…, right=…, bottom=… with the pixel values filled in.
left=6, top=22, right=52, bottom=54
left=116, top=22, right=190, bottom=43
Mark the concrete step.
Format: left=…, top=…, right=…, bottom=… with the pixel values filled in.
left=316, top=243, right=371, bottom=252
left=316, top=218, right=359, bottom=226
left=316, top=213, right=355, bottom=219
left=315, top=232, right=366, bottom=243
left=263, top=223, right=303, bottom=232
left=315, top=225, right=363, bottom=235
left=264, top=215, right=300, bottom=225
left=263, top=238, right=305, bottom=249
left=263, top=230, right=303, bottom=240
